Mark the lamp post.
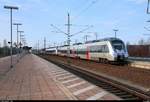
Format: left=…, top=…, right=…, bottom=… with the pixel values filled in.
left=147, top=0, right=150, bottom=14
left=113, top=29, right=118, bottom=38
left=13, top=23, right=22, bottom=62
left=84, top=35, right=90, bottom=42
left=94, top=32, right=98, bottom=40
left=18, top=31, right=24, bottom=46
left=4, top=5, right=19, bottom=68
left=18, top=31, right=24, bottom=59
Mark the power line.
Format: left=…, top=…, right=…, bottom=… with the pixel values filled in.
left=143, top=34, right=150, bottom=36
left=69, top=24, right=93, bottom=27
left=70, top=25, right=93, bottom=37
left=51, top=24, right=68, bottom=35
left=144, top=26, right=150, bottom=31
left=51, top=13, right=93, bottom=51
left=83, top=34, right=91, bottom=42
left=72, top=0, right=90, bottom=11
left=72, top=0, right=99, bottom=22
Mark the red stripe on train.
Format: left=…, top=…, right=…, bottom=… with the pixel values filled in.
left=86, top=46, right=90, bottom=60
left=72, top=48, right=75, bottom=58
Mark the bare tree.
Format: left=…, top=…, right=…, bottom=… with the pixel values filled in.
left=126, top=41, right=130, bottom=46
left=3, top=39, right=8, bottom=47
left=146, top=37, right=150, bottom=44
left=138, top=38, right=145, bottom=45
left=2, top=39, right=9, bottom=56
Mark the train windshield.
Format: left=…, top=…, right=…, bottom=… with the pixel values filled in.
left=111, top=40, right=125, bottom=51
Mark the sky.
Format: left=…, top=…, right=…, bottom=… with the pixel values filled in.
left=0, top=0, right=150, bottom=49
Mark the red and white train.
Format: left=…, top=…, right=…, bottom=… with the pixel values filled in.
left=46, top=37, right=128, bottom=62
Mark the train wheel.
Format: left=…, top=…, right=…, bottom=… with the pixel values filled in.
left=99, top=58, right=102, bottom=63
left=104, top=59, right=108, bottom=64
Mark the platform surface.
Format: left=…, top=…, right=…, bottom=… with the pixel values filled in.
left=130, top=61, right=150, bottom=70
left=0, top=54, right=121, bottom=100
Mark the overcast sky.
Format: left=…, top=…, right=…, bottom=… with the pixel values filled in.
left=0, top=0, right=149, bottom=48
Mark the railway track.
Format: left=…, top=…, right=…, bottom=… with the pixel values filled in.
left=40, top=55, right=150, bottom=101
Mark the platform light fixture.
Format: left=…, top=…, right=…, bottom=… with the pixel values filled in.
left=4, top=5, right=19, bottom=68
left=13, top=23, right=22, bottom=62
left=113, top=29, right=118, bottom=38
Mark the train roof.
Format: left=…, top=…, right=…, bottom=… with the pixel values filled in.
left=73, top=42, right=83, bottom=45
left=85, top=37, right=122, bottom=44
left=49, top=37, right=123, bottom=49
left=47, top=47, right=56, bottom=49
left=59, top=45, right=69, bottom=47
left=71, top=38, right=122, bottom=45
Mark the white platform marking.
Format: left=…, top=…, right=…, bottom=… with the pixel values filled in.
left=73, top=86, right=95, bottom=95
left=49, top=71, right=67, bottom=76
left=58, top=75, right=75, bottom=80
left=62, top=78, right=79, bottom=84
left=52, top=71, right=67, bottom=75
left=51, top=70, right=65, bottom=73
left=55, top=73, right=71, bottom=77
left=67, top=81, right=86, bottom=88
left=86, top=91, right=107, bottom=100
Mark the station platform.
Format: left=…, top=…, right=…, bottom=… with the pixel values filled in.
left=0, top=55, right=18, bottom=75
left=130, top=61, right=150, bottom=70
left=0, top=54, right=121, bottom=100
left=128, top=57, right=150, bottom=69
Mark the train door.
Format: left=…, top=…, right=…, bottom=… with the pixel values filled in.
left=86, top=46, right=90, bottom=60
left=72, top=48, right=76, bottom=58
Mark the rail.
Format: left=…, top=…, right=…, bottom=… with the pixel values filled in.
left=40, top=55, right=150, bottom=100
left=128, top=57, right=150, bottom=62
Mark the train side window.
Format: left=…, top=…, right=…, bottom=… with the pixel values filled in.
left=90, top=46, right=97, bottom=52
left=104, top=45, right=109, bottom=53
left=101, top=45, right=104, bottom=52
left=98, top=45, right=102, bottom=52
left=96, top=45, right=109, bottom=53
left=90, top=46, right=93, bottom=52
left=93, top=46, right=96, bottom=52
left=90, top=45, right=109, bottom=53
left=77, top=48, right=86, bottom=54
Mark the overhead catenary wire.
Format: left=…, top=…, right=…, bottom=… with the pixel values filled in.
left=70, top=25, right=93, bottom=37
left=72, top=0, right=90, bottom=11
left=68, top=24, right=93, bottom=27
left=51, top=24, right=68, bottom=35
left=143, top=34, right=150, bottom=35
left=51, top=12, right=94, bottom=51
left=72, top=0, right=99, bottom=22
left=83, top=34, right=91, bottom=42
left=144, top=26, right=150, bottom=31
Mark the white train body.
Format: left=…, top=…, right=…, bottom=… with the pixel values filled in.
left=46, top=47, right=58, bottom=54
left=46, top=38, right=128, bottom=62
